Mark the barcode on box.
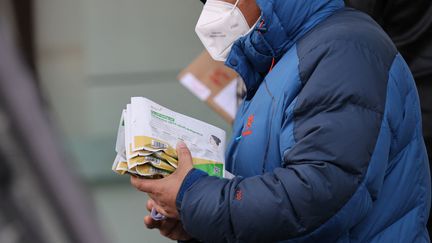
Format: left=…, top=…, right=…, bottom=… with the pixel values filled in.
left=214, top=167, right=220, bottom=174
left=151, top=140, right=167, bottom=149
left=147, top=157, right=161, bottom=165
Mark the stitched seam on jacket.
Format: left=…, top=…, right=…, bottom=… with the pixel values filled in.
left=298, top=38, right=389, bottom=73
left=371, top=152, right=427, bottom=243
left=385, top=85, right=417, bottom=147
left=267, top=2, right=290, bottom=53
left=295, top=99, right=383, bottom=118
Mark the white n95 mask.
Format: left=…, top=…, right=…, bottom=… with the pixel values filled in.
left=195, top=0, right=255, bottom=62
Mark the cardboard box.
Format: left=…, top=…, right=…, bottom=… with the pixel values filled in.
left=178, top=51, right=240, bottom=124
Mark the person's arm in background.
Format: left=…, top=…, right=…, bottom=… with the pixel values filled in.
left=346, top=0, right=432, bottom=47
left=176, top=38, right=391, bottom=242
left=344, top=0, right=377, bottom=17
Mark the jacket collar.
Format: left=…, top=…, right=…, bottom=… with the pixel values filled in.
left=225, top=0, right=344, bottom=99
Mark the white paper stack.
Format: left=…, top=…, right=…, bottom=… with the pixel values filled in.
left=112, top=97, right=226, bottom=178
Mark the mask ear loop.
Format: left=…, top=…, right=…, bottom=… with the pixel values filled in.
left=230, top=0, right=241, bottom=13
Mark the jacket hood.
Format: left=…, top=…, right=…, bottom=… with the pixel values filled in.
left=225, top=0, right=345, bottom=98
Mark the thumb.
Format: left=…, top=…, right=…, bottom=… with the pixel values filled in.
left=176, top=141, right=193, bottom=172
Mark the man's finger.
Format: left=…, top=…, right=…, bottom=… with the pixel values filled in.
left=146, top=199, right=155, bottom=212
left=130, top=176, right=157, bottom=193
left=144, top=215, right=161, bottom=229
left=152, top=203, right=169, bottom=218
left=160, top=220, right=180, bottom=239
left=176, top=141, right=193, bottom=168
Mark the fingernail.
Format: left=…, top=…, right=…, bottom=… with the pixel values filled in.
left=177, top=141, right=187, bottom=149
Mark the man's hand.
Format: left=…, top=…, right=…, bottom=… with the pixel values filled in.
left=130, top=141, right=194, bottom=219
left=144, top=199, right=192, bottom=241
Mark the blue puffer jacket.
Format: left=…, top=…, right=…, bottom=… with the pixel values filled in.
left=176, top=1, right=431, bottom=242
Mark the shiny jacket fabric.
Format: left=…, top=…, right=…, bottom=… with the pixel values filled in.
left=176, top=1, right=431, bottom=242
left=347, top=0, right=432, bottom=155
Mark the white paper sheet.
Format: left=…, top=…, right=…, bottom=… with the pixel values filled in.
left=213, top=78, right=238, bottom=119
left=180, top=73, right=211, bottom=101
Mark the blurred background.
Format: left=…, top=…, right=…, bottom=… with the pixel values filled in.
left=2, top=0, right=431, bottom=242
left=0, top=0, right=230, bottom=242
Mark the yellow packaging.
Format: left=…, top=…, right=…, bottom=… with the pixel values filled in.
left=136, top=164, right=171, bottom=178
left=129, top=156, right=176, bottom=172
left=153, top=151, right=178, bottom=168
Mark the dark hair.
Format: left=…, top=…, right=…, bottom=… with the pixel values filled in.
left=211, top=135, right=221, bottom=146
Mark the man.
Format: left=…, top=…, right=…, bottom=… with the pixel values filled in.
left=345, top=0, right=432, bottom=233
left=131, top=0, right=431, bottom=242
